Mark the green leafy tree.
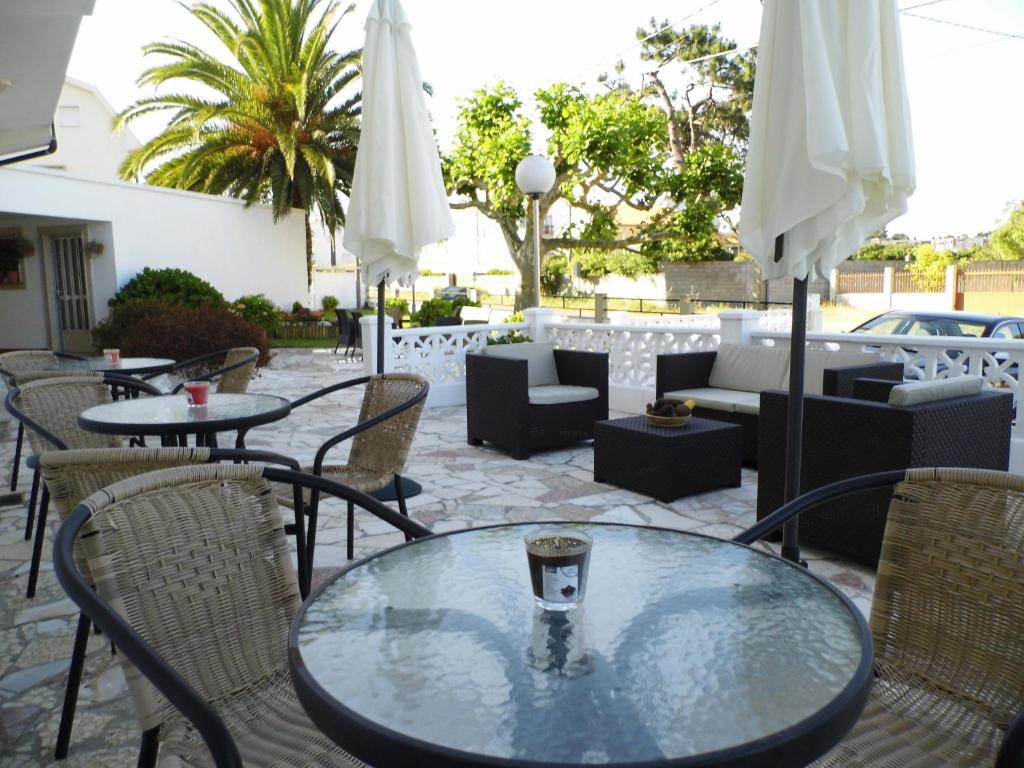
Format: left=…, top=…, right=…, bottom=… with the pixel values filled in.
left=990, top=201, right=1024, bottom=261
left=116, top=0, right=362, bottom=287
left=907, top=244, right=961, bottom=291
left=444, top=82, right=743, bottom=309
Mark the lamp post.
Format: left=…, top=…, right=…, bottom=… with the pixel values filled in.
left=515, top=155, right=556, bottom=307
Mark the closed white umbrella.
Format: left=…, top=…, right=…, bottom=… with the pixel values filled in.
left=738, top=0, right=915, bottom=562
left=343, top=0, right=454, bottom=371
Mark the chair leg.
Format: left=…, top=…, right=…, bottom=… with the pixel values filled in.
left=395, top=475, right=412, bottom=543
left=137, top=727, right=159, bottom=768
left=54, top=611, right=91, bottom=760
left=346, top=500, right=355, bottom=560
left=305, top=492, right=320, bottom=589
left=11, top=421, right=23, bottom=491
left=26, top=486, right=50, bottom=599
left=25, top=468, right=40, bottom=540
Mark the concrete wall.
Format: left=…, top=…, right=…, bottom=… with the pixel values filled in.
left=663, top=261, right=762, bottom=303
left=964, top=292, right=1024, bottom=314
left=0, top=166, right=307, bottom=349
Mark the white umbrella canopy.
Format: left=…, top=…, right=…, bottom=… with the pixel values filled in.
left=737, top=0, right=915, bottom=563
left=739, top=0, right=915, bottom=281
left=343, top=0, right=454, bottom=290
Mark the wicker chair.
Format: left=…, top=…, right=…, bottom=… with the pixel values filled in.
left=334, top=309, right=363, bottom=358
left=38, top=447, right=309, bottom=760
left=4, top=375, right=162, bottom=597
left=271, top=374, right=429, bottom=565
left=0, top=350, right=85, bottom=493
left=143, top=347, right=259, bottom=394
left=737, top=468, right=1024, bottom=767
left=53, top=464, right=431, bottom=768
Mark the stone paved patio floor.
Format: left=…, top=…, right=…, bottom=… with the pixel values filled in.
left=0, top=349, right=875, bottom=765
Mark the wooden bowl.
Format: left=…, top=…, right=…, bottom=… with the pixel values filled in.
left=645, top=413, right=691, bottom=428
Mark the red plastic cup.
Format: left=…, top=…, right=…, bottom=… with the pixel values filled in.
left=183, top=381, right=210, bottom=406
left=103, top=348, right=120, bottom=365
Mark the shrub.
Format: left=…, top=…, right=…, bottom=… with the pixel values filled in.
left=291, top=301, right=304, bottom=314
left=412, top=297, right=454, bottom=327
left=234, top=294, right=281, bottom=334
left=487, top=329, right=532, bottom=345
left=485, top=268, right=515, bottom=276
left=92, top=299, right=174, bottom=351
left=541, top=254, right=569, bottom=295
left=321, top=295, right=339, bottom=313
left=418, top=269, right=442, bottom=276
left=117, top=304, right=270, bottom=367
left=451, top=296, right=479, bottom=311
left=384, top=297, right=409, bottom=314
left=113, top=267, right=226, bottom=308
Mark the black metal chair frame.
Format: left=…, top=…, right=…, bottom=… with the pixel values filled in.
left=733, top=469, right=1024, bottom=768
left=140, top=349, right=258, bottom=393
left=1, top=351, right=86, bottom=493
left=333, top=308, right=363, bottom=358
left=50, top=447, right=308, bottom=762
left=53, top=466, right=432, bottom=768
left=283, top=375, right=429, bottom=566
left=4, top=374, right=166, bottom=599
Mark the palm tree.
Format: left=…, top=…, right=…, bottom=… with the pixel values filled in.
left=116, top=0, right=362, bottom=288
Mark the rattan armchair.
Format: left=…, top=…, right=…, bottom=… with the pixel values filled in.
left=53, top=464, right=430, bottom=768
left=39, top=446, right=307, bottom=760
left=737, top=468, right=1024, bottom=767
left=0, top=350, right=86, bottom=493
left=144, top=347, right=259, bottom=394
left=270, top=373, right=429, bottom=565
left=4, top=375, right=163, bottom=597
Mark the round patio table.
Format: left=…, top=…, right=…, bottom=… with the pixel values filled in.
left=290, top=523, right=872, bottom=768
left=78, top=393, right=291, bottom=448
left=43, top=356, right=175, bottom=376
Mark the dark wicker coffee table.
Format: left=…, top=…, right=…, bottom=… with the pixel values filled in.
left=594, top=416, right=742, bottom=502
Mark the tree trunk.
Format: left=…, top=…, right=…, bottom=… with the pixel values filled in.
left=498, top=218, right=535, bottom=311
left=305, top=212, right=314, bottom=290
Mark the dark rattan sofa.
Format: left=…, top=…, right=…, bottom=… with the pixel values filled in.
left=467, top=345, right=608, bottom=459
left=656, top=346, right=903, bottom=465
left=756, top=381, right=1014, bottom=566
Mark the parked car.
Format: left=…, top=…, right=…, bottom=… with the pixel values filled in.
left=435, top=285, right=469, bottom=301
left=849, top=310, right=1024, bottom=339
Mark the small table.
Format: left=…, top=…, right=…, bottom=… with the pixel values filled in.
left=43, top=356, right=175, bottom=376
left=594, top=416, right=742, bottom=502
left=290, top=523, right=872, bottom=768
left=78, top=393, right=291, bottom=447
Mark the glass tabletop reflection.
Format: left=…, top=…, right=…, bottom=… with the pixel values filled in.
left=45, top=357, right=175, bottom=375
left=78, top=393, right=291, bottom=434
left=291, top=523, right=871, bottom=767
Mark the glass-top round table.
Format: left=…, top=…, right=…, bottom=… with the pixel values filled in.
left=78, top=393, right=291, bottom=447
left=44, top=356, right=175, bottom=375
left=290, top=523, right=872, bottom=768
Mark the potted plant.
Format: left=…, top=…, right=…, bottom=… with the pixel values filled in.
left=0, top=242, right=21, bottom=285
left=86, top=240, right=105, bottom=256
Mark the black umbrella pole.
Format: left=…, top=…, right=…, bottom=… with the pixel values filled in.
left=781, top=273, right=808, bottom=564
left=377, top=279, right=386, bottom=375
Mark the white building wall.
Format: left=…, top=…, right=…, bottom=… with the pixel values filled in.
left=0, top=166, right=307, bottom=349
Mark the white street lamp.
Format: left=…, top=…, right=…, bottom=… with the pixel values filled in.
left=515, top=154, right=556, bottom=307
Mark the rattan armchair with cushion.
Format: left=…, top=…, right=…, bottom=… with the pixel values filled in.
left=53, top=464, right=431, bottom=768
left=466, top=342, right=609, bottom=459
left=5, top=375, right=163, bottom=597
left=269, top=373, right=429, bottom=564
left=756, top=384, right=1013, bottom=566
left=38, top=446, right=306, bottom=761
left=737, top=468, right=1024, bottom=768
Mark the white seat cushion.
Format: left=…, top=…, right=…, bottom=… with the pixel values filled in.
left=803, top=349, right=880, bottom=396
left=484, top=342, right=559, bottom=387
left=708, top=344, right=790, bottom=393
left=664, top=387, right=760, bottom=415
left=888, top=376, right=984, bottom=406
left=528, top=385, right=599, bottom=406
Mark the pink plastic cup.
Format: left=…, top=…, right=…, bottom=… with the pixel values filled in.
left=183, top=381, right=210, bottom=406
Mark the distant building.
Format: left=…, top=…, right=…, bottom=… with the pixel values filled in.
left=931, top=234, right=989, bottom=252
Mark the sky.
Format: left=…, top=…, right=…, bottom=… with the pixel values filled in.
left=66, top=0, right=1024, bottom=241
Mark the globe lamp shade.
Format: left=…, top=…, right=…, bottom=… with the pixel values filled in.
left=515, top=155, right=556, bottom=196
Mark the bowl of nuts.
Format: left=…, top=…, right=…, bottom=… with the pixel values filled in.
left=645, top=398, right=695, bottom=428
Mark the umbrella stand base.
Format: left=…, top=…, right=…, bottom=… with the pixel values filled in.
left=370, top=476, right=422, bottom=502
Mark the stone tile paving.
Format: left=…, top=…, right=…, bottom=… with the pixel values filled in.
left=0, top=348, right=875, bottom=765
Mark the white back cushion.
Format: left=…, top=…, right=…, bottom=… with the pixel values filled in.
left=708, top=343, right=790, bottom=393
left=483, top=342, right=559, bottom=387
left=803, top=350, right=879, bottom=396
left=888, top=376, right=984, bottom=406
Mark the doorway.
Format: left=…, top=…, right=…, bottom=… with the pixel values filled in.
left=43, top=228, right=93, bottom=353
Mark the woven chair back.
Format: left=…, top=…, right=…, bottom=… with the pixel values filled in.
left=0, top=350, right=58, bottom=383
left=216, top=347, right=258, bottom=394
left=40, top=447, right=212, bottom=578
left=348, top=374, right=427, bottom=477
left=76, top=463, right=301, bottom=732
left=13, top=376, right=122, bottom=455
left=873, top=467, right=1024, bottom=732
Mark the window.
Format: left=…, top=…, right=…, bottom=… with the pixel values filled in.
left=58, top=106, right=81, bottom=127
left=991, top=323, right=1024, bottom=340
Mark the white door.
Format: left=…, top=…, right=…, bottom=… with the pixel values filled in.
left=45, top=230, right=93, bottom=353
